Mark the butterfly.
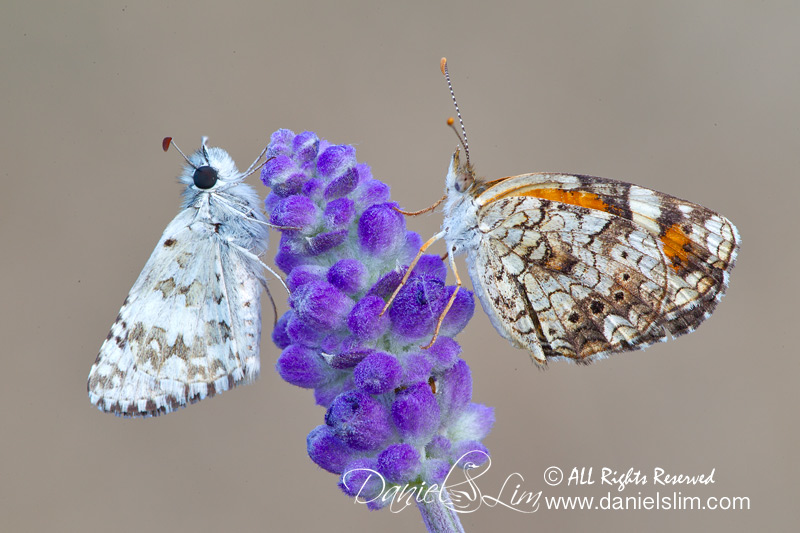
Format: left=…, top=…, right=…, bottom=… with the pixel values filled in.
left=88, top=137, right=283, bottom=416
left=383, top=58, right=740, bottom=364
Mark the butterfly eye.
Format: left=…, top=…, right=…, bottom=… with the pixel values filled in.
left=193, top=166, right=218, bottom=189
left=455, top=173, right=473, bottom=193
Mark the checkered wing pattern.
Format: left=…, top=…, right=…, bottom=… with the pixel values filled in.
left=469, top=173, right=739, bottom=363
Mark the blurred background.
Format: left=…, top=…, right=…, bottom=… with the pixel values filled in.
left=1, top=1, right=796, bottom=531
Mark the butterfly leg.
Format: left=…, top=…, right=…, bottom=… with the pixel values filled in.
left=229, top=242, right=291, bottom=296
left=393, top=194, right=446, bottom=216
left=380, top=230, right=446, bottom=317
left=421, top=249, right=462, bottom=349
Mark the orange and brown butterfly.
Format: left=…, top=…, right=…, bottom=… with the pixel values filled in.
left=382, top=57, right=740, bottom=365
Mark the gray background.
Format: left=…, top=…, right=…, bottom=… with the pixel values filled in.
left=2, top=1, right=796, bottom=531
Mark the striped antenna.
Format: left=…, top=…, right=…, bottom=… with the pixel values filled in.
left=440, top=57, right=470, bottom=166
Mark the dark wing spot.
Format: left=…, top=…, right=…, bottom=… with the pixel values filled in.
left=164, top=238, right=177, bottom=247
left=621, top=250, right=628, bottom=259
left=590, top=301, right=605, bottom=314
left=614, top=291, right=624, bottom=302
left=622, top=273, right=630, bottom=281
left=568, top=312, right=580, bottom=323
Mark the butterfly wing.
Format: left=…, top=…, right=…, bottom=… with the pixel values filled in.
left=88, top=208, right=264, bottom=416
left=469, top=173, right=739, bottom=363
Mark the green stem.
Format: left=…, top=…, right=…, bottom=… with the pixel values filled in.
left=416, top=489, right=465, bottom=533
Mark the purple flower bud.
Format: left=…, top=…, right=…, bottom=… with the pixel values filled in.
left=388, top=276, right=446, bottom=340
left=292, top=281, right=354, bottom=331
left=450, top=403, right=495, bottom=442
left=272, top=311, right=292, bottom=349
left=358, top=203, right=405, bottom=255
left=317, top=145, right=357, bottom=178
left=307, top=424, right=354, bottom=474
left=439, top=287, right=475, bottom=337
left=265, top=194, right=286, bottom=223
left=423, top=458, right=452, bottom=486
left=265, top=129, right=295, bottom=159
left=326, top=390, right=393, bottom=451
left=401, top=231, right=424, bottom=262
left=327, top=258, right=367, bottom=294
left=302, top=177, right=324, bottom=197
left=414, top=254, right=448, bottom=281
left=401, top=352, right=433, bottom=385
left=353, top=352, right=402, bottom=394
left=356, top=179, right=390, bottom=207
left=306, top=229, right=348, bottom=256
left=354, top=163, right=372, bottom=182
left=292, top=131, right=320, bottom=163
left=286, top=312, right=327, bottom=346
left=339, top=458, right=384, bottom=500
left=271, top=194, right=319, bottom=228
left=425, top=435, right=451, bottom=458
left=325, top=338, right=373, bottom=369
left=426, top=336, right=461, bottom=372
left=377, top=443, right=421, bottom=484
left=278, top=172, right=312, bottom=197
left=324, top=167, right=359, bottom=199
left=276, top=344, right=330, bottom=389
left=274, top=249, right=305, bottom=274
left=391, top=382, right=440, bottom=442
left=260, top=155, right=295, bottom=190
left=286, top=265, right=327, bottom=291
left=365, top=270, right=403, bottom=300
left=451, top=441, right=490, bottom=468
left=347, top=295, right=390, bottom=341
left=323, top=197, right=356, bottom=229
left=438, top=359, right=472, bottom=422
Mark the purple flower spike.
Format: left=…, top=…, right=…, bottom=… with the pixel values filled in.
left=261, top=131, right=491, bottom=523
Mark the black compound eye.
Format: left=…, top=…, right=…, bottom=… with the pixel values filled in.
left=193, top=166, right=218, bottom=189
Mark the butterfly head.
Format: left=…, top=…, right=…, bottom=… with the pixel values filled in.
left=184, top=138, right=242, bottom=191
left=446, top=146, right=476, bottom=194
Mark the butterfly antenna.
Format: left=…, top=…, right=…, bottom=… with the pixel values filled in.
left=162, top=137, right=198, bottom=169
left=242, top=142, right=272, bottom=178
left=440, top=57, right=470, bottom=166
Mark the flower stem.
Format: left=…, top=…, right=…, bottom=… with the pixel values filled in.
left=416, top=489, right=465, bottom=533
